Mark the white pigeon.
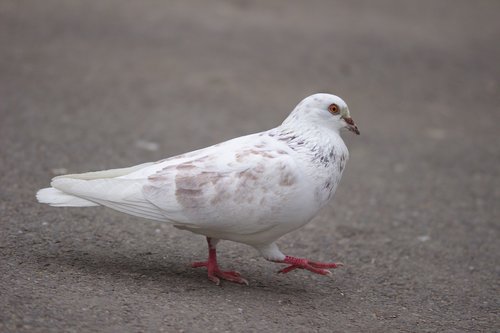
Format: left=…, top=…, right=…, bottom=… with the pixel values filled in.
left=37, top=93, right=360, bottom=285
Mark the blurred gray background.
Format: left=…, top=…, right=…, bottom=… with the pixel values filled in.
left=1, top=1, right=499, bottom=332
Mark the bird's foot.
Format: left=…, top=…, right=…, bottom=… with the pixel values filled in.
left=191, top=261, right=249, bottom=285
left=277, top=256, right=343, bottom=276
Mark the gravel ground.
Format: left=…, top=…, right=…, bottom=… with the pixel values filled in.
left=1, top=1, right=499, bottom=332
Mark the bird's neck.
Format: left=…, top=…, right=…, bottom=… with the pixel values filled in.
left=270, top=120, right=345, bottom=163
left=274, top=118, right=341, bottom=146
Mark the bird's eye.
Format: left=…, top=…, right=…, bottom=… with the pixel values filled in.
left=328, top=103, right=340, bottom=114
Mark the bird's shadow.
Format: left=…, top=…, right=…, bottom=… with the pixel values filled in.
left=35, top=247, right=193, bottom=282
left=32, top=240, right=343, bottom=297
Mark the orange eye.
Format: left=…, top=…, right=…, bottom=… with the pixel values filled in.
left=328, top=103, right=339, bottom=114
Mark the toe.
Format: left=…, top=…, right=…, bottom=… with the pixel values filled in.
left=222, top=271, right=241, bottom=277
left=277, top=265, right=299, bottom=274
left=217, top=271, right=249, bottom=285
left=226, top=275, right=249, bottom=285
left=303, top=264, right=333, bottom=275
left=308, top=261, right=343, bottom=269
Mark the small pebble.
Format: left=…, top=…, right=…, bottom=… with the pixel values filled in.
left=135, top=140, right=159, bottom=151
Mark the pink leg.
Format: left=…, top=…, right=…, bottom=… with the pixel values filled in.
left=191, top=237, right=248, bottom=285
left=275, top=256, right=343, bottom=276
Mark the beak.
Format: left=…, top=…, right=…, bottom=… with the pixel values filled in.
left=343, top=117, right=360, bottom=135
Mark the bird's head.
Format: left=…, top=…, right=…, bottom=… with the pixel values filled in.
left=283, top=93, right=360, bottom=135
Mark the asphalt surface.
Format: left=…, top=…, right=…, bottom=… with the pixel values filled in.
left=1, top=1, right=499, bottom=332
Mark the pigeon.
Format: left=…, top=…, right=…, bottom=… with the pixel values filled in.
left=37, top=93, right=359, bottom=285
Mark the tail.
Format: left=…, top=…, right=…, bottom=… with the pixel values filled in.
left=37, top=176, right=166, bottom=221
left=36, top=162, right=154, bottom=208
left=36, top=187, right=98, bottom=207
left=35, top=162, right=168, bottom=222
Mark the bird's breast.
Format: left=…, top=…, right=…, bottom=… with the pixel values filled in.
left=297, top=143, right=349, bottom=207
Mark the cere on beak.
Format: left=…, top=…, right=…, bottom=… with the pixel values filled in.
left=343, top=117, right=360, bottom=135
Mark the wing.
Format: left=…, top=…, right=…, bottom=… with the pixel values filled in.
left=51, top=132, right=306, bottom=234
left=143, top=137, right=304, bottom=234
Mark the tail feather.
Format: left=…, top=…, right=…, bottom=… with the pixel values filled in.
left=36, top=187, right=98, bottom=207
left=36, top=162, right=168, bottom=221
left=48, top=177, right=167, bottom=221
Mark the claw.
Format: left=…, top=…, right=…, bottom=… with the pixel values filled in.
left=208, top=275, right=221, bottom=285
